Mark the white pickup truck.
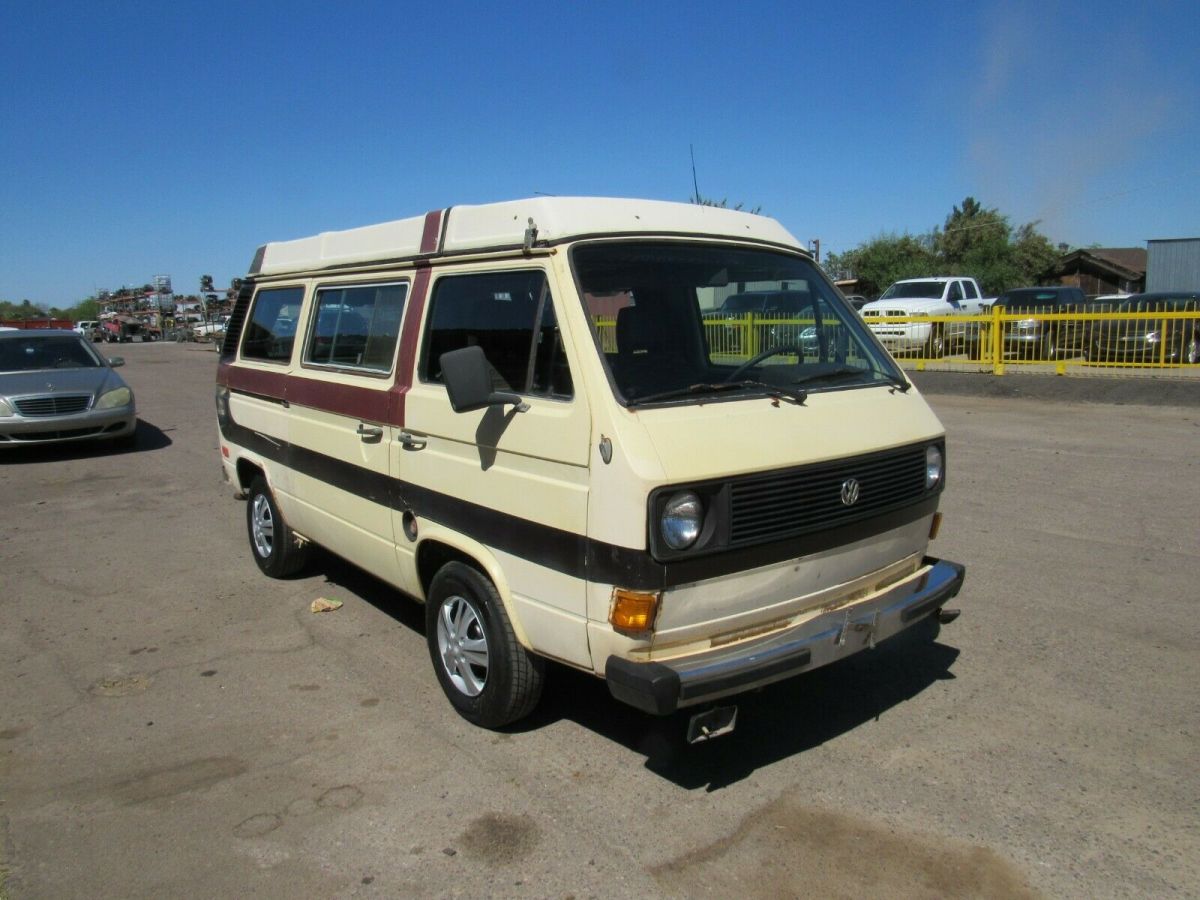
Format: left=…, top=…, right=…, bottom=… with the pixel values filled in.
left=861, top=276, right=988, bottom=357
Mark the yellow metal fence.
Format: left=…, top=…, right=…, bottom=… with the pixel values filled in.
left=861, top=304, right=1200, bottom=376
left=595, top=306, right=1200, bottom=378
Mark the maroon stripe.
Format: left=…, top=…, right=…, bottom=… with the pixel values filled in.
left=286, top=376, right=394, bottom=423
left=390, top=264, right=432, bottom=426
left=223, top=365, right=288, bottom=400
left=420, top=209, right=444, bottom=255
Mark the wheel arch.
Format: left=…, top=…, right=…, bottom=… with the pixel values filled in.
left=235, top=456, right=266, bottom=493
left=414, top=528, right=532, bottom=649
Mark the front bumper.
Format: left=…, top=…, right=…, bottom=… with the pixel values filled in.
left=605, top=556, right=965, bottom=715
left=0, top=407, right=136, bottom=445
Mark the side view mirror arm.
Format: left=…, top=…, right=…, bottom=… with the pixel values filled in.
left=486, top=391, right=530, bottom=413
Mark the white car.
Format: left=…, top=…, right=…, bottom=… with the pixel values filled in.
left=193, top=316, right=229, bottom=341
left=861, top=277, right=986, bottom=356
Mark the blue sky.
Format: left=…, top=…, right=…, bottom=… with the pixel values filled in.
left=2, top=0, right=1197, bottom=306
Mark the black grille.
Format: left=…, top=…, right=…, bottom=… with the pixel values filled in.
left=729, top=443, right=934, bottom=546
left=14, top=395, right=91, bottom=416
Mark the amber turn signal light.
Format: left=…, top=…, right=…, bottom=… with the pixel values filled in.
left=610, top=589, right=660, bottom=635
left=929, top=512, right=942, bottom=540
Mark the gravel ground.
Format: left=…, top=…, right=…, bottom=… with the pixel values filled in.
left=1, top=343, right=1196, bottom=898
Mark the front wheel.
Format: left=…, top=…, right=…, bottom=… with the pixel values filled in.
left=426, top=562, right=544, bottom=728
left=246, top=476, right=310, bottom=577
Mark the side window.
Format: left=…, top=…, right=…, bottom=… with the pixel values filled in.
left=947, top=281, right=963, bottom=304
left=304, top=282, right=408, bottom=373
left=964, top=280, right=980, bottom=300
left=241, top=287, right=305, bottom=363
left=420, top=270, right=573, bottom=399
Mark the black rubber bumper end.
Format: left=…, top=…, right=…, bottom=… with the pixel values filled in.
left=605, top=656, right=681, bottom=716
left=900, top=558, right=966, bottom=624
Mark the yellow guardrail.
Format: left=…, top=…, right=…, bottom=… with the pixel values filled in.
left=861, top=305, right=1200, bottom=376
left=595, top=306, right=1200, bottom=378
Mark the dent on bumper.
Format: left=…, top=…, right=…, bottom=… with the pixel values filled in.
left=605, top=556, right=965, bottom=715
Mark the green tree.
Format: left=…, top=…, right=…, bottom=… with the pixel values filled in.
left=823, top=233, right=936, bottom=297
left=826, top=198, right=1061, bottom=297
left=49, top=298, right=101, bottom=321
left=0, top=299, right=48, bottom=320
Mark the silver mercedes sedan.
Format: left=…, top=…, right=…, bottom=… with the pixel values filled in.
left=0, top=330, right=137, bottom=448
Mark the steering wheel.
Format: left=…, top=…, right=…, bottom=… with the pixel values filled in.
left=723, top=344, right=804, bottom=382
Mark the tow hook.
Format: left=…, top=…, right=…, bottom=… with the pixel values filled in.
left=686, top=705, right=738, bottom=744
left=937, top=607, right=961, bottom=625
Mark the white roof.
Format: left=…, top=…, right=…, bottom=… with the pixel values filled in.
left=252, top=197, right=803, bottom=276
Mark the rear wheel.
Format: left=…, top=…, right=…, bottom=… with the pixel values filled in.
left=923, top=326, right=945, bottom=359
left=246, top=476, right=310, bottom=577
left=426, top=562, right=544, bottom=728
left=1041, top=330, right=1059, bottom=360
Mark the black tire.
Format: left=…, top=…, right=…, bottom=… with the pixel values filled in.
left=1041, top=330, right=1058, bottom=360
left=426, top=562, right=544, bottom=728
left=245, top=476, right=310, bottom=578
left=923, top=326, right=945, bottom=359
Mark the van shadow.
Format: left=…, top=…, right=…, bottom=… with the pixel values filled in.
left=0, top=418, right=172, bottom=463
left=310, top=552, right=958, bottom=792
left=528, top=620, right=959, bottom=791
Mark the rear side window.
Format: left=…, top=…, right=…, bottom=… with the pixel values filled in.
left=305, top=282, right=408, bottom=372
left=420, top=270, right=573, bottom=399
left=241, top=287, right=304, bottom=363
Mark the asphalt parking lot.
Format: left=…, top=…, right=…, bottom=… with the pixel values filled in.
left=2, top=342, right=1197, bottom=899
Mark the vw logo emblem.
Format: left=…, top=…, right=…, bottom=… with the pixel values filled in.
left=840, top=478, right=861, bottom=506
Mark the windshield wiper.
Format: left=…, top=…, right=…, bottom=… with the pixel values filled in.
left=627, top=380, right=807, bottom=407
left=790, top=366, right=911, bottom=393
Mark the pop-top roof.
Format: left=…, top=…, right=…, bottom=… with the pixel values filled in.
left=250, top=197, right=803, bottom=276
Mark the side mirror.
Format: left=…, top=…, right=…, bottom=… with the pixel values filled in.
left=440, top=346, right=529, bottom=414
left=108, top=357, right=126, bottom=367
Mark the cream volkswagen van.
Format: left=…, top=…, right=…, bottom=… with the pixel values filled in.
left=216, top=197, right=964, bottom=740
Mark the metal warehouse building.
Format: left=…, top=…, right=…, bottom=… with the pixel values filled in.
left=1146, top=238, right=1200, bottom=292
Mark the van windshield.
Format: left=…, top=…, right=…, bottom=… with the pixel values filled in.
left=572, top=242, right=903, bottom=406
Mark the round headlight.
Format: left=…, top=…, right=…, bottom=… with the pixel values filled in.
left=661, top=491, right=703, bottom=550
left=926, top=445, right=943, bottom=489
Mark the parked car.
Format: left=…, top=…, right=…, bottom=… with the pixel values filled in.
left=0, top=330, right=137, bottom=448
left=986, top=286, right=1089, bottom=360
left=193, top=315, right=230, bottom=341
left=860, top=277, right=987, bottom=357
left=73, top=320, right=100, bottom=340
left=1085, top=293, right=1200, bottom=364
left=711, top=289, right=829, bottom=355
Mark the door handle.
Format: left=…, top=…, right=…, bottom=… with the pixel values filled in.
left=398, top=430, right=427, bottom=450
left=356, top=423, right=383, bottom=442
